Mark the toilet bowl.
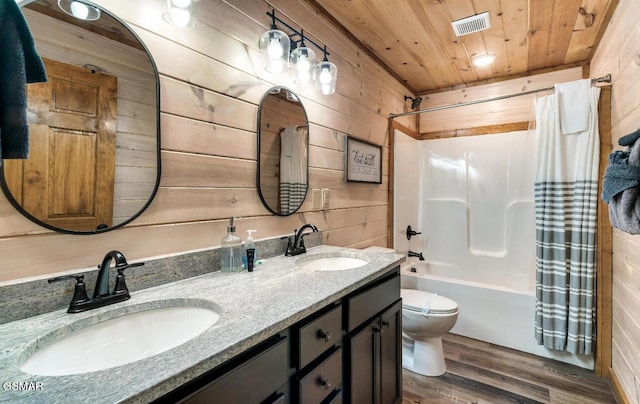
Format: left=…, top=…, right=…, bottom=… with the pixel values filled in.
left=401, top=288, right=459, bottom=376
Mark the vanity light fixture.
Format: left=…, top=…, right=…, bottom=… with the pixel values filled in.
left=313, top=46, right=337, bottom=95
left=57, top=0, right=100, bottom=21
left=259, top=22, right=290, bottom=74
left=291, top=32, right=317, bottom=84
left=471, top=53, right=496, bottom=67
left=260, top=9, right=338, bottom=95
left=163, top=0, right=200, bottom=29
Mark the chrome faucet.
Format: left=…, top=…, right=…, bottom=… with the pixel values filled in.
left=49, top=250, right=144, bottom=313
left=408, top=250, right=425, bottom=261
left=285, top=224, right=319, bottom=256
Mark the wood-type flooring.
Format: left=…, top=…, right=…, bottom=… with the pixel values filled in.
left=402, top=333, right=616, bottom=403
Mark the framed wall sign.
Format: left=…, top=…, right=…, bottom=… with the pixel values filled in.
left=345, top=136, right=382, bottom=183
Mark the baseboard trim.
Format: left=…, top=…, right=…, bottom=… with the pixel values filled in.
left=609, top=367, right=631, bottom=404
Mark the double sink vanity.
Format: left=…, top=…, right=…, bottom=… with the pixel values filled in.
left=0, top=245, right=404, bottom=403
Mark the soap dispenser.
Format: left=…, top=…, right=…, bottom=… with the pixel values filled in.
left=242, top=230, right=257, bottom=270
left=220, top=217, right=243, bottom=272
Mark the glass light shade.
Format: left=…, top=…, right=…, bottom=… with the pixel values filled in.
left=57, top=0, right=100, bottom=21
left=313, top=60, right=337, bottom=95
left=163, top=0, right=199, bottom=28
left=259, top=29, right=290, bottom=73
left=291, top=46, right=316, bottom=84
left=472, top=53, right=496, bottom=67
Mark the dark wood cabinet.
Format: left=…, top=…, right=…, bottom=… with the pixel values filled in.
left=345, top=270, right=402, bottom=404
left=176, top=336, right=289, bottom=404
left=292, top=303, right=343, bottom=402
left=379, top=301, right=402, bottom=404
left=296, top=304, right=342, bottom=370
left=348, top=316, right=377, bottom=403
left=158, top=266, right=401, bottom=404
left=296, top=347, right=342, bottom=403
left=347, top=300, right=402, bottom=404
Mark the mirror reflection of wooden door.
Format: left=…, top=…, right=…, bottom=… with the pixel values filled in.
left=5, top=58, right=117, bottom=231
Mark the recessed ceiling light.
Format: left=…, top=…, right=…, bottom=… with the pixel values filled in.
left=472, top=53, right=496, bottom=67
left=57, top=0, right=100, bottom=21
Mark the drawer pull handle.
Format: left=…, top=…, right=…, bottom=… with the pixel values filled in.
left=382, top=320, right=390, bottom=328
left=318, top=329, right=331, bottom=342
left=320, top=377, right=332, bottom=391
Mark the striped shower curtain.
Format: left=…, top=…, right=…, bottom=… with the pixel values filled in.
left=280, top=126, right=308, bottom=215
left=534, top=86, right=600, bottom=355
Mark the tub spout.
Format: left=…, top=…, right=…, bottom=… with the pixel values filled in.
left=408, top=250, right=425, bottom=261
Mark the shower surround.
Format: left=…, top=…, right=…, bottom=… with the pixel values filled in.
left=394, top=129, right=594, bottom=368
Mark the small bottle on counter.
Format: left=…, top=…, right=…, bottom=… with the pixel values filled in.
left=246, top=248, right=256, bottom=272
left=242, top=229, right=257, bottom=270
left=220, top=217, right=243, bottom=272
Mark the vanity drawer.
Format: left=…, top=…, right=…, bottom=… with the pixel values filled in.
left=180, top=337, right=288, bottom=403
left=347, top=270, right=400, bottom=332
left=297, top=347, right=342, bottom=403
left=297, top=304, right=342, bottom=369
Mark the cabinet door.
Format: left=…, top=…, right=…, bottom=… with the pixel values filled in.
left=347, top=299, right=402, bottom=404
left=379, top=300, right=402, bottom=404
left=348, top=317, right=378, bottom=404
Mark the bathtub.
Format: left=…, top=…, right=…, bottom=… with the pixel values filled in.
left=400, top=260, right=594, bottom=369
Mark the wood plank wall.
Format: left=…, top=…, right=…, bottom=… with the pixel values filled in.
left=590, top=0, right=640, bottom=401
left=23, top=9, right=158, bottom=228
left=0, top=0, right=415, bottom=283
left=418, top=67, right=583, bottom=136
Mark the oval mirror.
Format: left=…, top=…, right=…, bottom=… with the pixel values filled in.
left=257, top=87, right=309, bottom=216
left=1, top=0, right=160, bottom=234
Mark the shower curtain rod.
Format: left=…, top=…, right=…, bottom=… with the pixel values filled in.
left=389, top=74, right=612, bottom=119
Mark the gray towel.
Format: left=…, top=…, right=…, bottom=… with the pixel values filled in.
left=601, top=151, right=640, bottom=203
left=0, top=0, right=47, bottom=160
left=618, top=128, right=640, bottom=147
left=606, top=133, right=640, bottom=234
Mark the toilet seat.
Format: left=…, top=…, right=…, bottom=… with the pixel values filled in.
left=401, top=288, right=458, bottom=315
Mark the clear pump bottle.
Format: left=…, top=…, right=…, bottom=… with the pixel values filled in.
left=220, top=217, right=243, bottom=272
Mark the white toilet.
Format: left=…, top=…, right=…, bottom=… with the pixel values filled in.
left=400, top=288, right=459, bottom=376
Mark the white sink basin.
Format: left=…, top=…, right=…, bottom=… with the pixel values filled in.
left=297, top=254, right=369, bottom=271
left=20, top=305, right=220, bottom=376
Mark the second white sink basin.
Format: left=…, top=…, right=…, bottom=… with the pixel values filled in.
left=297, top=253, right=369, bottom=271
left=20, top=305, right=220, bottom=376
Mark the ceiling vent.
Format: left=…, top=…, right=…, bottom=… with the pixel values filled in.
left=451, top=12, right=491, bottom=36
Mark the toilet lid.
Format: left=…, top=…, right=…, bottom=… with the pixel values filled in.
left=401, top=288, right=458, bottom=314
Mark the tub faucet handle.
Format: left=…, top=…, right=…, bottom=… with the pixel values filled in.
left=406, top=225, right=422, bottom=240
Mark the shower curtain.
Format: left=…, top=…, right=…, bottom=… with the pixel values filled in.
left=534, top=85, right=600, bottom=354
left=279, top=126, right=308, bottom=214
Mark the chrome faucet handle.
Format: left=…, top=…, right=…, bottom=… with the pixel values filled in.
left=48, top=274, right=90, bottom=312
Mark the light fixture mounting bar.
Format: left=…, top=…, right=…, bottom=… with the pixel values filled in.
left=266, top=9, right=330, bottom=57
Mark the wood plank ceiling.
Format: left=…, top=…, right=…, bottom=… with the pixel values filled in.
left=25, top=0, right=143, bottom=50
left=310, top=0, right=618, bottom=95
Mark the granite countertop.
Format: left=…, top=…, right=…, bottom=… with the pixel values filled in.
left=0, top=245, right=404, bottom=404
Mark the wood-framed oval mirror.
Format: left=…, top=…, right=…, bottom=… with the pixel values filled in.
left=0, top=0, right=160, bottom=234
left=257, top=87, right=309, bottom=216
